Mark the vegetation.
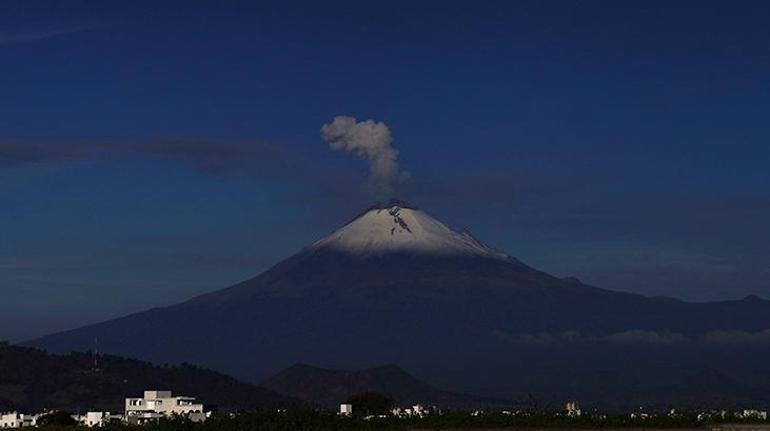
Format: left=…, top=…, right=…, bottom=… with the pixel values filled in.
left=0, top=344, right=296, bottom=412
left=345, top=392, right=394, bottom=416
left=37, top=410, right=78, bottom=427
left=26, top=408, right=770, bottom=431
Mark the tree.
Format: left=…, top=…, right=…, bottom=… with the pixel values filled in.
left=37, top=410, right=78, bottom=427
left=345, top=392, right=393, bottom=416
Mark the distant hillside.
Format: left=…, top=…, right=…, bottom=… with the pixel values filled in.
left=0, top=343, right=300, bottom=412
left=604, top=368, right=770, bottom=412
left=261, top=364, right=511, bottom=408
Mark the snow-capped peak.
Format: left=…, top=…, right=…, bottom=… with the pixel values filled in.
left=311, top=200, right=510, bottom=260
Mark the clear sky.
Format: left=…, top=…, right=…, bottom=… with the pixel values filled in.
left=2, top=0, right=770, bottom=341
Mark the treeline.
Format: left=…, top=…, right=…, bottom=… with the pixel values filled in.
left=110, top=411, right=404, bottom=431
left=32, top=409, right=770, bottom=431
left=417, top=411, right=702, bottom=428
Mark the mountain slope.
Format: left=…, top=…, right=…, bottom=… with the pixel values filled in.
left=614, top=369, right=770, bottom=411
left=0, top=343, right=300, bottom=412
left=28, top=201, right=770, bottom=409
left=261, top=364, right=509, bottom=408
left=311, top=200, right=510, bottom=260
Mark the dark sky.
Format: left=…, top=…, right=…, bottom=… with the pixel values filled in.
left=2, top=0, right=770, bottom=341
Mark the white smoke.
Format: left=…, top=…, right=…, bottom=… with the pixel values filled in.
left=321, top=115, right=404, bottom=196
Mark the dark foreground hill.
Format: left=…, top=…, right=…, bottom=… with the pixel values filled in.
left=28, top=201, right=770, bottom=410
left=0, top=343, right=299, bottom=412
left=262, top=364, right=510, bottom=408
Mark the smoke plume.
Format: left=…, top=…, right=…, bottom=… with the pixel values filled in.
left=0, top=138, right=287, bottom=176
left=321, top=116, right=404, bottom=196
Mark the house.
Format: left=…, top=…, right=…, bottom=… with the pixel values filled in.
left=398, top=404, right=427, bottom=417
left=0, top=413, right=37, bottom=428
left=741, top=410, right=768, bottom=420
left=75, top=411, right=122, bottom=427
left=125, top=390, right=210, bottom=424
left=565, top=401, right=581, bottom=417
left=339, top=404, right=353, bottom=416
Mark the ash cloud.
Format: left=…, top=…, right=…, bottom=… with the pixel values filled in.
left=0, top=139, right=287, bottom=175
left=321, top=116, right=406, bottom=198
left=0, top=26, right=93, bottom=46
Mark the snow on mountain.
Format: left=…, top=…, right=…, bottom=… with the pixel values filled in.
left=310, top=200, right=510, bottom=260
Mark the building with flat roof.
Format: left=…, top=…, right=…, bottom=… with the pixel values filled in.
left=125, top=390, right=209, bottom=424
left=339, top=404, right=353, bottom=416
left=74, top=411, right=122, bottom=427
left=0, top=413, right=37, bottom=428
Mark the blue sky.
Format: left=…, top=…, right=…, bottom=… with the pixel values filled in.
left=2, top=0, right=770, bottom=340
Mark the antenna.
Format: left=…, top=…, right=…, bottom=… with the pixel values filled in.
left=528, top=393, right=539, bottom=411
left=93, top=336, right=100, bottom=372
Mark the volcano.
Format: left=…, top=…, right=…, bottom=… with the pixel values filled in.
left=29, top=201, right=770, bottom=409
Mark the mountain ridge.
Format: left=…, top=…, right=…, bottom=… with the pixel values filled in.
left=261, top=363, right=511, bottom=408
left=0, top=343, right=300, bottom=412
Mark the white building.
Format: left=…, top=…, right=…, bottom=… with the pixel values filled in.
left=741, top=410, right=768, bottom=420
left=75, top=411, right=122, bottom=427
left=0, top=413, right=37, bottom=428
left=125, top=390, right=210, bottom=424
left=396, top=404, right=427, bottom=417
left=339, top=404, right=353, bottom=416
left=565, top=401, right=581, bottom=417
